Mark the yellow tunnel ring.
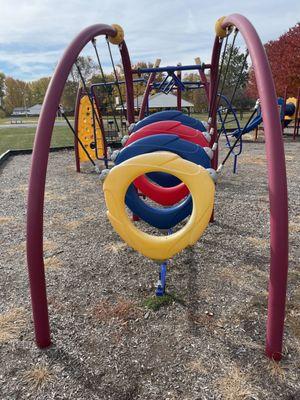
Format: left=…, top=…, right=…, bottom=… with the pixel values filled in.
left=108, top=24, right=124, bottom=45
left=103, top=152, right=215, bottom=260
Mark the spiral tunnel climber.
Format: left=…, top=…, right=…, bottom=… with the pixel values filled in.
left=101, top=111, right=216, bottom=261
left=26, top=15, right=289, bottom=361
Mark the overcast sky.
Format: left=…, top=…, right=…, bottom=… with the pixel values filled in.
left=0, top=0, right=299, bottom=81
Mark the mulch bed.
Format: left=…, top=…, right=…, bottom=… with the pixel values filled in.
left=0, top=138, right=299, bottom=399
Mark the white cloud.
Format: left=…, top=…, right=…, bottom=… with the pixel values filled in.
left=0, top=0, right=299, bottom=80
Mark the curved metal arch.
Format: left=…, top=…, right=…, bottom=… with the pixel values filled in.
left=215, top=14, right=288, bottom=360
left=26, top=24, right=134, bottom=348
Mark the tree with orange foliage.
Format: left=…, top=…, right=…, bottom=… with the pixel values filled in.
left=247, top=23, right=300, bottom=99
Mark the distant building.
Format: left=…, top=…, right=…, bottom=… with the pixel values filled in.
left=28, top=104, right=42, bottom=116
left=120, top=92, right=194, bottom=113
left=11, top=107, right=29, bottom=116
left=11, top=104, right=42, bottom=117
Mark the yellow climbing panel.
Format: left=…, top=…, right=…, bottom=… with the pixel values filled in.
left=77, top=95, right=105, bottom=162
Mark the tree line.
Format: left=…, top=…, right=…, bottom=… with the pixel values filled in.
left=0, top=22, right=298, bottom=117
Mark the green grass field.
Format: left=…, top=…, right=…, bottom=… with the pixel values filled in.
left=0, top=116, right=40, bottom=125
left=0, top=111, right=254, bottom=156
left=0, top=126, right=73, bottom=155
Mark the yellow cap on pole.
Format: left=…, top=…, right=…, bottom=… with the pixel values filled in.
left=108, top=24, right=124, bottom=45
left=215, top=16, right=227, bottom=38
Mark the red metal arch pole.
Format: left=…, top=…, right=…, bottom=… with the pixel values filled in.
left=138, top=59, right=161, bottom=121
left=208, top=37, right=222, bottom=223
left=195, top=57, right=209, bottom=101
left=209, top=37, right=222, bottom=170
left=120, top=42, right=135, bottom=124
left=74, top=87, right=83, bottom=173
left=26, top=24, right=134, bottom=348
left=222, top=14, right=289, bottom=360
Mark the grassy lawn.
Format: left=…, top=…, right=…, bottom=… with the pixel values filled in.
left=0, top=116, right=41, bottom=125
left=191, top=112, right=254, bottom=129
left=0, top=126, right=73, bottom=155
left=0, top=112, right=255, bottom=156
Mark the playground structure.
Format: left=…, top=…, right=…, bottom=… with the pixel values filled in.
left=281, top=92, right=300, bottom=136
left=71, top=67, right=299, bottom=175
left=26, top=15, right=289, bottom=361
left=253, top=91, right=300, bottom=141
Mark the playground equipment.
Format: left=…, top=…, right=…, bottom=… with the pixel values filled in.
left=114, top=133, right=212, bottom=205
left=74, top=88, right=107, bottom=167
left=218, top=96, right=298, bottom=172
left=104, top=151, right=214, bottom=260
left=252, top=94, right=300, bottom=142
left=280, top=89, right=300, bottom=139
left=26, top=15, right=289, bottom=361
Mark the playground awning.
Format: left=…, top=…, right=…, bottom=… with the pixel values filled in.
left=120, top=92, right=194, bottom=110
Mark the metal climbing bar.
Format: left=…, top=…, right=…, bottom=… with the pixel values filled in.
left=217, top=106, right=258, bottom=171
left=209, top=31, right=229, bottom=119
left=216, top=94, right=243, bottom=172
left=132, top=64, right=209, bottom=75
left=216, top=49, right=249, bottom=142
left=215, top=28, right=239, bottom=113
left=91, top=78, right=145, bottom=89
left=138, top=58, right=161, bottom=120
left=106, top=37, right=126, bottom=116
left=90, top=41, right=120, bottom=133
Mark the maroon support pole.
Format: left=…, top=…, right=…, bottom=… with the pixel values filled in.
left=138, top=59, right=161, bottom=121
left=138, top=76, right=154, bottom=121
left=120, top=42, right=135, bottom=124
left=26, top=24, right=134, bottom=348
left=282, top=86, right=287, bottom=133
left=195, top=57, right=209, bottom=101
left=74, top=87, right=83, bottom=172
left=208, top=38, right=222, bottom=223
left=222, top=14, right=289, bottom=360
left=176, top=64, right=182, bottom=111
left=293, top=87, right=300, bottom=140
left=209, top=37, right=222, bottom=170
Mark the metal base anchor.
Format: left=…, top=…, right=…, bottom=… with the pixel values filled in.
left=156, top=261, right=167, bottom=296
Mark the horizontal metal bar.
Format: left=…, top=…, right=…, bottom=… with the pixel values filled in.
left=132, top=64, right=210, bottom=74
left=152, top=81, right=204, bottom=88
left=91, top=78, right=145, bottom=90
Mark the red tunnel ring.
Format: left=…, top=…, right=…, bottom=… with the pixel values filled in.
left=116, top=134, right=211, bottom=206
left=125, top=120, right=210, bottom=147
left=125, top=121, right=210, bottom=205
